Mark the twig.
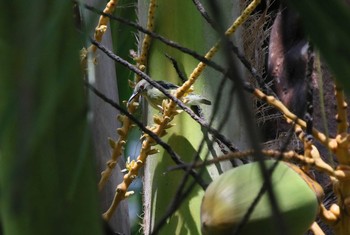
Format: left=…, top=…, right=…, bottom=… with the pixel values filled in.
left=191, top=0, right=217, bottom=29
left=164, top=54, right=187, bottom=83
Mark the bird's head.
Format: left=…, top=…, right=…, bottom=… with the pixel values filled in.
left=127, top=80, right=152, bottom=105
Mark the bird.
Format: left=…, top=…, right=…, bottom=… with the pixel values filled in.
left=127, top=79, right=211, bottom=111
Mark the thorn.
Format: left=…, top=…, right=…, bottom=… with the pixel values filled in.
left=165, top=123, right=176, bottom=129
left=107, top=160, right=117, bottom=168
left=125, top=191, right=135, bottom=197
left=159, top=130, right=167, bottom=137
left=117, top=115, right=124, bottom=122
left=153, top=115, right=163, bottom=124
left=128, top=79, right=136, bottom=88
left=147, top=148, right=159, bottom=155
left=117, top=128, right=126, bottom=136
left=108, top=138, right=116, bottom=149
left=139, top=65, right=146, bottom=71
left=164, top=116, right=171, bottom=122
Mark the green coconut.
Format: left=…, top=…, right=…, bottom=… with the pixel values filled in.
left=201, top=160, right=324, bottom=235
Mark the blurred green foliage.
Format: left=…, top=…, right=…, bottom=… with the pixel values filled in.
left=0, top=1, right=102, bottom=234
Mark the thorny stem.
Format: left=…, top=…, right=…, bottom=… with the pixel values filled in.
left=98, top=0, right=157, bottom=190
left=136, top=0, right=157, bottom=77
left=92, top=0, right=119, bottom=53
left=98, top=103, right=136, bottom=190
left=93, top=0, right=125, bottom=191
left=77, top=0, right=122, bottom=191
left=103, top=0, right=160, bottom=221
left=80, top=0, right=119, bottom=69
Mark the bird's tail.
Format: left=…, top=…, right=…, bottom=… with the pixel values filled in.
left=184, top=94, right=211, bottom=106
left=200, top=98, right=211, bottom=105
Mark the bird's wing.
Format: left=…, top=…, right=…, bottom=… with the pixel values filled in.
left=156, top=80, right=179, bottom=89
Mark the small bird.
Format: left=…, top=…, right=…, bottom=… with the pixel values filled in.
left=127, top=79, right=211, bottom=110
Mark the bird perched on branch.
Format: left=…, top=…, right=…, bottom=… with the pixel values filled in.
left=127, top=79, right=211, bottom=111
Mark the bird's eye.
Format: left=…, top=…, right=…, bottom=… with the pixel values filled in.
left=140, top=85, right=145, bottom=90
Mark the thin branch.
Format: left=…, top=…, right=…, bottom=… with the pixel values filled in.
left=164, top=54, right=187, bottom=83
left=191, top=0, right=217, bottom=29
left=168, top=148, right=306, bottom=171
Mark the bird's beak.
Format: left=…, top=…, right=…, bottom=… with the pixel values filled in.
left=127, top=91, right=140, bottom=106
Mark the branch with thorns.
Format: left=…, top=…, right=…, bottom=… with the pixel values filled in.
left=97, top=0, right=157, bottom=191
left=80, top=0, right=119, bottom=69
